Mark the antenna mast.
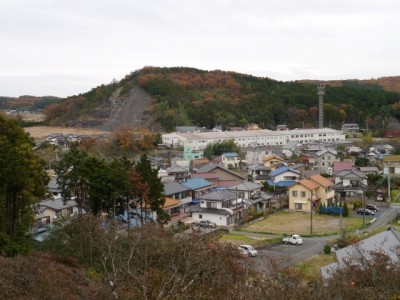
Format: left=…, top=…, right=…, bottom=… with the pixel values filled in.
left=317, top=84, right=325, bottom=128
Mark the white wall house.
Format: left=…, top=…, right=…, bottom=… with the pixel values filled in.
left=162, top=128, right=345, bottom=150
left=191, top=190, right=247, bottom=226
left=221, top=152, right=241, bottom=169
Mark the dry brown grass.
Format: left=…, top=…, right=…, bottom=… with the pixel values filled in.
left=241, top=211, right=364, bottom=236
left=25, top=126, right=109, bottom=139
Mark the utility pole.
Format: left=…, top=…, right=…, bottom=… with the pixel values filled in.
left=310, top=197, right=314, bottom=236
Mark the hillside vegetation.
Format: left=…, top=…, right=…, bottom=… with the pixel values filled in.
left=38, top=67, right=400, bottom=131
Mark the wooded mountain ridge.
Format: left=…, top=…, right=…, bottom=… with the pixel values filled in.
left=4, top=67, right=400, bottom=132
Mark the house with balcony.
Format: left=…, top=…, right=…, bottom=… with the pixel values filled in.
left=308, top=174, right=335, bottom=206
left=341, top=123, right=360, bottom=134
left=383, top=155, right=400, bottom=177
left=191, top=190, right=247, bottom=226
left=166, top=165, right=189, bottom=182
left=247, top=163, right=270, bottom=183
left=229, top=181, right=272, bottom=212
left=220, top=152, right=241, bottom=169
left=163, top=181, right=192, bottom=211
left=288, top=174, right=334, bottom=211
left=332, top=169, right=367, bottom=202
left=183, top=145, right=204, bottom=161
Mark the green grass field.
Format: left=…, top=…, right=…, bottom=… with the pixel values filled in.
left=294, top=253, right=336, bottom=280
left=240, top=211, right=367, bottom=236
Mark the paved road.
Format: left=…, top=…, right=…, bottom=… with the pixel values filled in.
left=250, top=235, right=336, bottom=273
left=367, top=205, right=398, bottom=230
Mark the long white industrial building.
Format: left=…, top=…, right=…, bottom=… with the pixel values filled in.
left=162, top=128, right=346, bottom=150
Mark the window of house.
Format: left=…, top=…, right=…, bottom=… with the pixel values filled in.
left=292, top=191, right=298, bottom=197
left=295, top=203, right=303, bottom=210
left=301, top=191, right=306, bottom=197
left=209, top=202, right=217, bottom=208
left=199, top=214, right=202, bottom=219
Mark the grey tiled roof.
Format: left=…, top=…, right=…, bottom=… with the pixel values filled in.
left=199, top=190, right=237, bottom=201
left=321, top=227, right=400, bottom=280
left=38, top=199, right=77, bottom=211
left=163, top=181, right=190, bottom=195
left=191, top=207, right=231, bottom=216
left=229, top=181, right=263, bottom=191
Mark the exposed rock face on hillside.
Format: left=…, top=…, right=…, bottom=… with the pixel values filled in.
left=101, top=86, right=154, bottom=131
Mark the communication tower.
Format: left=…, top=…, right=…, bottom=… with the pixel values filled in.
left=317, top=84, right=325, bottom=128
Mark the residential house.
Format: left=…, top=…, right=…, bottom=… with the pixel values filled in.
left=220, top=152, right=241, bottom=169
left=229, top=181, right=272, bottom=212
left=191, top=190, right=247, bottom=226
left=183, top=145, right=204, bottom=161
left=288, top=179, right=320, bottom=211
left=267, top=166, right=300, bottom=188
left=162, top=198, right=183, bottom=225
left=48, top=177, right=62, bottom=199
left=35, top=198, right=78, bottom=226
left=247, top=163, right=270, bottom=183
left=282, top=141, right=303, bottom=158
left=191, top=157, right=210, bottom=172
left=276, top=124, right=288, bottom=131
left=357, top=166, right=380, bottom=175
left=192, top=163, right=245, bottom=187
left=365, top=148, right=383, bottom=166
left=332, top=161, right=353, bottom=174
left=181, top=178, right=214, bottom=200
left=245, top=148, right=273, bottom=164
left=332, top=169, right=367, bottom=202
left=171, top=157, right=190, bottom=170
left=45, top=133, right=65, bottom=146
left=375, top=144, right=394, bottom=154
left=288, top=174, right=334, bottom=211
left=347, top=146, right=363, bottom=157
left=341, top=123, right=360, bottom=134
left=308, top=174, right=335, bottom=206
left=321, top=227, right=400, bottom=280
left=166, top=165, right=189, bottom=182
left=263, top=154, right=287, bottom=171
left=163, top=181, right=192, bottom=210
left=383, top=155, right=400, bottom=177
left=314, top=149, right=339, bottom=172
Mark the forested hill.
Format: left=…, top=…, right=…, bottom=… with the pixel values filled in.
left=298, top=76, right=400, bottom=93
left=0, top=95, right=62, bottom=111
left=43, top=67, right=400, bottom=131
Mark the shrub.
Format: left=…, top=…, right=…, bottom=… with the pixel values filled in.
left=324, top=244, right=332, bottom=255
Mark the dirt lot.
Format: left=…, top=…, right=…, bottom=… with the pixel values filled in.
left=242, top=211, right=364, bottom=236
left=25, top=126, right=109, bottom=139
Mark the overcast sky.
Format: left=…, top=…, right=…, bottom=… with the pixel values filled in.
left=1, top=0, right=399, bottom=97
